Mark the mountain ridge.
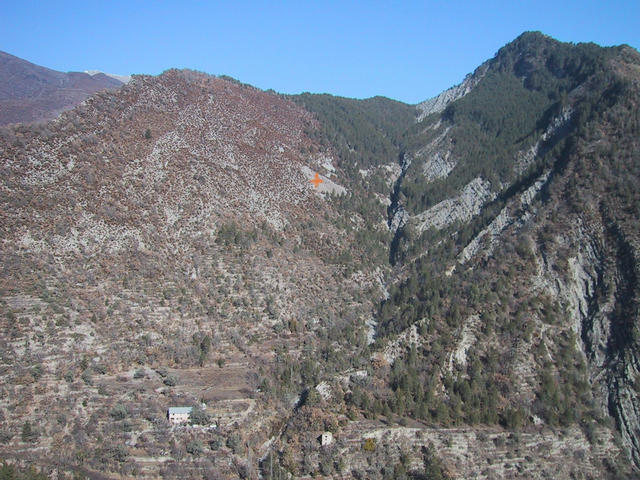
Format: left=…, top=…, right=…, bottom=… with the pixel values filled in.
left=0, top=50, right=123, bottom=126
left=1, top=32, right=639, bottom=479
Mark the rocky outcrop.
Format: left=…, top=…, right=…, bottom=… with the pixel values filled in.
left=388, top=153, right=413, bottom=267
left=300, top=164, right=347, bottom=196
left=602, top=221, right=640, bottom=467
left=389, top=205, right=409, bottom=234
left=380, top=323, right=425, bottom=364
left=415, top=127, right=456, bottom=181
left=447, top=315, right=480, bottom=372
left=416, top=65, right=487, bottom=121
left=459, top=170, right=551, bottom=263
left=528, top=215, right=640, bottom=468
left=413, top=177, right=494, bottom=232
left=422, top=151, right=455, bottom=181
left=416, top=80, right=474, bottom=120
left=515, top=107, right=573, bottom=175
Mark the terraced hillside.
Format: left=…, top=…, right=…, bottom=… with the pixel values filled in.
left=0, top=69, right=381, bottom=478
left=1, top=32, right=640, bottom=479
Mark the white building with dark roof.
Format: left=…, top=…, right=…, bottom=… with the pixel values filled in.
left=167, top=406, right=192, bottom=424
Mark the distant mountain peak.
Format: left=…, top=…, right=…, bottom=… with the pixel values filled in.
left=84, top=69, right=131, bottom=84
left=0, top=51, right=123, bottom=125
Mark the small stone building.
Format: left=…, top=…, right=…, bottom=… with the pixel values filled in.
left=167, top=406, right=192, bottom=424
left=320, top=431, right=333, bottom=446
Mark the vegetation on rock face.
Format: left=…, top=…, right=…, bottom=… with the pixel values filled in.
left=1, top=32, right=640, bottom=478
left=289, top=93, right=417, bottom=267
left=0, top=463, right=47, bottom=480
left=401, top=31, right=625, bottom=217
left=286, top=31, right=640, bottom=477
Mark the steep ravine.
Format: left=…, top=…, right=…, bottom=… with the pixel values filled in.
left=604, top=217, right=640, bottom=467
left=544, top=214, right=640, bottom=469
left=381, top=112, right=640, bottom=472
left=387, top=151, right=410, bottom=265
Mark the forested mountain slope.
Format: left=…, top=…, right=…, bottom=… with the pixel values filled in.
left=373, top=31, right=640, bottom=475
left=0, top=32, right=639, bottom=479
left=285, top=31, right=640, bottom=478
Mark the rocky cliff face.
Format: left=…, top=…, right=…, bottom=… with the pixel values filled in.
left=379, top=32, right=640, bottom=476
left=416, top=64, right=487, bottom=121
left=1, top=33, right=640, bottom=479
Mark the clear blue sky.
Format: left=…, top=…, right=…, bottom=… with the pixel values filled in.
left=1, top=1, right=638, bottom=104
